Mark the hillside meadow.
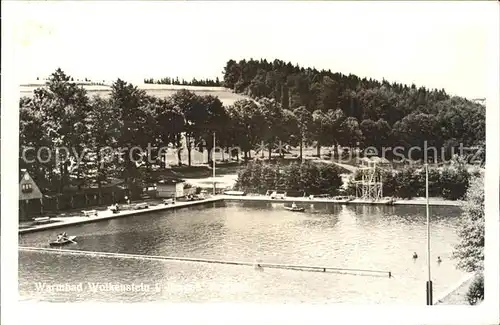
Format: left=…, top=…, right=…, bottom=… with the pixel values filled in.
left=19, top=83, right=251, bottom=107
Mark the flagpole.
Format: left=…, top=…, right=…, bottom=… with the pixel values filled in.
left=213, top=132, right=216, bottom=195
left=426, top=163, right=433, bottom=305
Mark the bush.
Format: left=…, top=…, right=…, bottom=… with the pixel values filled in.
left=237, top=162, right=474, bottom=200
left=235, top=161, right=342, bottom=195
left=394, top=167, right=420, bottom=199
left=440, top=166, right=470, bottom=200
left=466, top=273, right=484, bottom=305
left=345, top=179, right=356, bottom=196
left=388, top=165, right=471, bottom=200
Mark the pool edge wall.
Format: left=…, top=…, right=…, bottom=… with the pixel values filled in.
left=18, top=196, right=461, bottom=235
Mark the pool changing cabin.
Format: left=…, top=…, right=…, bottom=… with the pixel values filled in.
left=19, top=169, right=44, bottom=221
left=156, top=178, right=185, bottom=199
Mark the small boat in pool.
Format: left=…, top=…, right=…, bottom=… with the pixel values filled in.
left=284, top=206, right=305, bottom=212
left=49, top=236, right=77, bottom=247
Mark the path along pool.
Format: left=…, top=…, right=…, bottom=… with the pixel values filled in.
left=19, top=201, right=465, bottom=304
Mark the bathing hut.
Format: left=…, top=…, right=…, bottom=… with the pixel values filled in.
left=19, top=169, right=44, bottom=220
left=156, top=178, right=185, bottom=198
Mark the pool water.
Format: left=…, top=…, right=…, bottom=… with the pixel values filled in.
left=19, top=201, right=466, bottom=304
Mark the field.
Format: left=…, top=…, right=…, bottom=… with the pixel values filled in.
left=19, top=83, right=252, bottom=106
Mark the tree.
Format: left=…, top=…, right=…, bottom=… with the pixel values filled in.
left=277, top=109, right=300, bottom=157
left=453, top=176, right=484, bottom=272
left=338, top=116, right=362, bottom=151
left=34, top=69, right=91, bottom=192
left=392, top=112, right=441, bottom=157
left=325, top=109, right=346, bottom=157
left=86, top=96, right=121, bottom=201
left=292, top=106, right=313, bottom=160
left=310, top=108, right=346, bottom=157
left=258, top=97, right=282, bottom=159
left=110, top=78, right=148, bottom=195
left=136, top=96, right=159, bottom=178
left=155, top=97, right=185, bottom=166
left=19, top=98, right=56, bottom=192
left=222, top=60, right=240, bottom=90
left=198, top=95, right=227, bottom=164
left=311, top=110, right=329, bottom=157
left=226, top=100, right=267, bottom=160
left=360, top=118, right=391, bottom=150
left=452, top=176, right=484, bottom=305
left=317, top=76, right=339, bottom=112
left=171, top=89, right=211, bottom=166
left=248, top=69, right=270, bottom=98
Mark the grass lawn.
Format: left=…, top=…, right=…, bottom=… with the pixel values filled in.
left=20, top=84, right=252, bottom=107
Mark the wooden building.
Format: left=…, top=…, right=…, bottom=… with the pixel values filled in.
left=156, top=178, right=185, bottom=198
left=19, top=169, right=44, bottom=220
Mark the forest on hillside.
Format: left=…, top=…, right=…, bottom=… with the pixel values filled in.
left=144, top=77, right=221, bottom=87
left=222, top=58, right=485, bottom=156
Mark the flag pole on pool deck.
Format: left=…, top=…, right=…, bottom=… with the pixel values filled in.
left=426, top=163, right=433, bottom=305
left=213, top=131, right=216, bottom=195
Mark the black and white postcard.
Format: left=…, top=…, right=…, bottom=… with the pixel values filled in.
left=2, top=1, right=499, bottom=325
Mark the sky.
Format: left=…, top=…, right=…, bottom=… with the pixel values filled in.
left=7, top=1, right=499, bottom=99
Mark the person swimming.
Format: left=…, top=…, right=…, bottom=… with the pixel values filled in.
left=437, top=256, right=442, bottom=263
left=413, top=252, right=418, bottom=259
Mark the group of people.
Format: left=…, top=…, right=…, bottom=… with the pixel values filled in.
left=413, top=252, right=442, bottom=263
left=56, top=232, right=69, bottom=242
left=109, top=203, right=120, bottom=213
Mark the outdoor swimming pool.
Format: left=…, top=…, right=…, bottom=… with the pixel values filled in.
left=18, top=201, right=466, bottom=304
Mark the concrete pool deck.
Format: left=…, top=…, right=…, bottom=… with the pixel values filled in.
left=435, top=272, right=476, bottom=305
left=221, top=195, right=463, bottom=207
left=19, top=197, right=224, bottom=234
left=18, top=195, right=462, bottom=234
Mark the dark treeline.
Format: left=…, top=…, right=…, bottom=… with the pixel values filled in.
left=144, top=77, right=221, bottom=87
left=222, top=58, right=486, bottom=160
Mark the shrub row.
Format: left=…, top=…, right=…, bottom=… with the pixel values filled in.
left=235, top=161, right=343, bottom=196
left=346, top=165, right=478, bottom=200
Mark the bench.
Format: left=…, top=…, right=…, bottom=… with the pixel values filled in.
left=32, top=217, right=51, bottom=224
left=134, top=203, right=149, bottom=210
left=163, top=198, right=175, bottom=205
left=82, top=210, right=98, bottom=217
